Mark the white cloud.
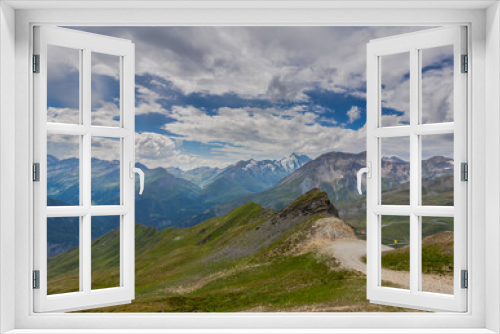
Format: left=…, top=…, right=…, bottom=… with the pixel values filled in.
left=163, top=105, right=366, bottom=162
left=71, top=26, right=429, bottom=101
left=92, top=52, right=121, bottom=79
left=379, top=45, right=454, bottom=126
left=91, top=102, right=121, bottom=127
left=47, top=134, right=79, bottom=160
left=47, top=45, right=79, bottom=80
left=135, top=86, right=170, bottom=115
left=136, top=132, right=176, bottom=161
left=135, top=132, right=233, bottom=170
left=47, top=107, right=79, bottom=124
left=91, top=137, right=121, bottom=161
left=347, top=106, right=361, bottom=124
left=53, top=26, right=454, bottom=168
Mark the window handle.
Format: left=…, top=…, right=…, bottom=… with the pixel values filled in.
left=130, top=162, right=145, bottom=195
left=357, top=162, right=371, bottom=195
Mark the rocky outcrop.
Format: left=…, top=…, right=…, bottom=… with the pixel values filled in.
left=311, top=217, right=357, bottom=241
left=208, top=188, right=355, bottom=262
left=278, top=187, right=339, bottom=218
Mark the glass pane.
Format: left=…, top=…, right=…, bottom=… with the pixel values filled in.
left=47, top=45, right=80, bottom=124
left=421, top=45, right=454, bottom=124
left=421, top=216, right=454, bottom=295
left=47, top=134, right=80, bottom=206
left=92, top=216, right=120, bottom=290
left=380, top=215, right=410, bottom=290
left=47, top=217, right=80, bottom=295
left=91, top=52, right=121, bottom=127
left=381, top=137, right=410, bottom=205
left=421, top=133, right=454, bottom=206
left=91, top=137, right=121, bottom=205
left=380, top=52, right=410, bottom=127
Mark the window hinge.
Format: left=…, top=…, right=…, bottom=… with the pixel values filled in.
left=33, top=163, right=40, bottom=182
left=461, top=162, right=468, bottom=181
left=461, top=270, right=468, bottom=289
left=461, top=54, right=468, bottom=73
left=33, top=54, right=40, bottom=73
left=33, top=270, right=40, bottom=289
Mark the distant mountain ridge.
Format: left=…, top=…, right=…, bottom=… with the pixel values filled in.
left=198, top=153, right=311, bottom=206
left=47, top=150, right=453, bottom=256
left=47, top=152, right=311, bottom=231
left=165, top=153, right=311, bottom=189
left=208, top=151, right=453, bottom=217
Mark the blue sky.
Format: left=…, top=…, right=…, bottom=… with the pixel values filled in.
left=47, top=26, right=454, bottom=170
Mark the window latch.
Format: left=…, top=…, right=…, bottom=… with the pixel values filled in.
left=357, top=162, right=372, bottom=195
left=129, top=162, right=145, bottom=195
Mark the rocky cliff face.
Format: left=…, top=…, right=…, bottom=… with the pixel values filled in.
left=208, top=188, right=356, bottom=262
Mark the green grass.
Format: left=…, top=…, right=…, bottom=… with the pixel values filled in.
left=380, top=228, right=454, bottom=275
left=47, top=191, right=421, bottom=313
left=380, top=245, right=453, bottom=275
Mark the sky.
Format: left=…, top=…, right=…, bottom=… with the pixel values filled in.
left=46, top=26, right=455, bottom=170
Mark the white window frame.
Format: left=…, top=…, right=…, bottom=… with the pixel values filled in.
left=366, top=26, right=468, bottom=312
left=0, top=1, right=499, bottom=333
left=33, top=26, right=136, bottom=313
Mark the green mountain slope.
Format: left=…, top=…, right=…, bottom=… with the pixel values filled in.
left=381, top=228, right=454, bottom=275
left=48, top=189, right=410, bottom=312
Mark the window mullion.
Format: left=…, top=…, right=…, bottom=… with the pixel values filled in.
left=409, top=47, right=420, bottom=294
left=82, top=47, right=92, bottom=294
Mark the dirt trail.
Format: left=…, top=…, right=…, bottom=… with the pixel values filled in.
left=322, top=239, right=453, bottom=294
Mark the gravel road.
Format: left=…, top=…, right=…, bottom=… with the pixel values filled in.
left=323, top=239, right=453, bottom=294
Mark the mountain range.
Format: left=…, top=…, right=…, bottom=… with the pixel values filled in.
left=46, top=153, right=311, bottom=255
left=47, top=150, right=453, bottom=256
left=196, top=152, right=454, bottom=219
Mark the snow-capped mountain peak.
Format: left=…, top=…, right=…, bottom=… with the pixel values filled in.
left=279, top=153, right=312, bottom=172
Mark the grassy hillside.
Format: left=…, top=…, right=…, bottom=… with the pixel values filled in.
left=381, top=229, right=454, bottom=275
left=48, top=189, right=413, bottom=312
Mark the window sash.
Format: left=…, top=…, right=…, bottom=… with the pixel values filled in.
left=366, top=26, right=468, bottom=312
left=32, top=26, right=136, bottom=313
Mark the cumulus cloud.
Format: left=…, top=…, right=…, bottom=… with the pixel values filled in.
left=134, top=132, right=233, bottom=169
left=91, top=137, right=121, bottom=161
left=135, top=86, right=170, bottom=115
left=347, top=106, right=361, bottom=124
left=51, top=26, right=454, bottom=168
left=47, top=107, right=80, bottom=124
left=91, top=102, right=121, bottom=126
left=421, top=45, right=454, bottom=123
left=47, top=134, right=79, bottom=160
left=92, top=52, right=121, bottom=79
left=71, top=26, right=428, bottom=102
left=136, top=132, right=176, bottom=161
left=379, top=45, right=454, bottom=126
left=163, top=105, right=366, bottom=162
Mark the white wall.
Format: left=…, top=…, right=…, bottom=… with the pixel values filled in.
left=485, top=2, right=500, bottom=333
left=0, top=2, right=16, bottom=333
